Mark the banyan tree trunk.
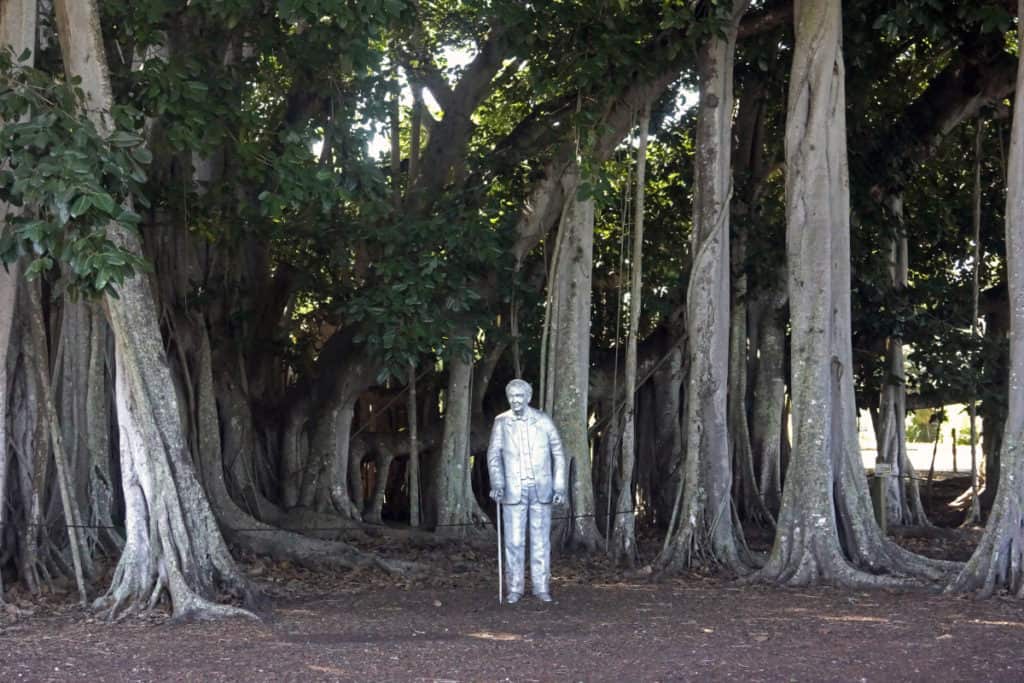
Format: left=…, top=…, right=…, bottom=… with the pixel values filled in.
left=750, top=284, right=787, bottom=515
left=407, top=365, right=422, bottom=527
left=56, top=299, right=119, bottom=566
left=434, top=343, right=489, bottom=534
left=656, top=1, right=753, bottom=575
left=543, top=162, right=603, bottom=552
left=0, top=0, right=35, bottom=603
left=610, top=105, right=650, bottom=567
left=25, top=281, right=89, bottom=604
left=284, top=338, right=377, bottom=519
left=55, top=0, right=255, bottom=619
left=192, top=327, right=419, bottom=576
left=949, top=0, right=1024, bottom=597
left=728, top=231, right=772, bottom=526
left=875, top=199, right=929, bottom=526
left=7, top=286, right=44, bottom=594
left=0, top=262, right=15, bottom=601
left=650, top=344, right=685, bottom=527
left=751, top=0, right=950, bottom=588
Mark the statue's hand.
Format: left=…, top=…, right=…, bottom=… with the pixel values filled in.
left=490, top=488, right=504, bottom=502
left=552, top=492, right=566, bottom=506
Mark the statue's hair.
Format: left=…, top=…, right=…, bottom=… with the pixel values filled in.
left=505, top=378, right=533, bottom=399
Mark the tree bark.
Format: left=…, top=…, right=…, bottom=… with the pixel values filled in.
left=752, top=1, right=950, bottom=588
left=86, top=306, right=118, bottom=553
left=434, top=343, right=489, bottom=533
left=610, top=104, right=650, bottom=567
left=0, top=0, right=36, bottom=604
left=751, top=284, right=787, bottom=515
left=657, top=2, right=752, bottom=574
left=0, top=261, right=15, bottom=601
left=651, top=343, right=685, bottom=527
left=729, top=221, right=771, bottom=525
left=54, top=0, right=254, bottom=619
left=390, top=83, right=401, bottom=207
left=11, top=285, right=47, bottom=594
left=197, top=329, right=420, bottom=577
left=875, top=196, right=929, bottom=526
left=55, top=299, right=118, bottom=566
left=948, top=0, right=1024, bottom=597
left=407, top=364, right=421, bottom=527
left=409, top=85, right=423, bottom=186
left=25, top=281, right=88, bottom=604
left=730, top=60, right=777, bottom=527
left=327, top=400, right=360, bottom=518
left=543, top=162, right=603, bottom=552
left=364, top=443, right=396, bottom=525
left=963, top=119, right=985, bottom=525
left=289, top=338, right=376, bottom=518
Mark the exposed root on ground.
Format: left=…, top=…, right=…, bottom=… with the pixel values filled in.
left=228, top=527, right=428, bottom=578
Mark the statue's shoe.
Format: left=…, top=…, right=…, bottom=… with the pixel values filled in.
left=534, top=592, right=553, bottom=603
left=506, top=592, right=522, bottom=604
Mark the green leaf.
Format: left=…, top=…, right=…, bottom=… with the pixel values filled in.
left=69, top=194, right=92, bottom=217
left=17, top=219, right=47, bottom=244
left=108, top=130, right=142, bottom=147
left=95, top=268, right=110, bottom=292
left=24, top=256, right=53, bottom=279
left=117, top=209, right=142, bottom=226
left=91, top=192, right=117, bottom=215
left=128, top=160, right=147, bottom=183
left=129, top=146, right=153, bottom=165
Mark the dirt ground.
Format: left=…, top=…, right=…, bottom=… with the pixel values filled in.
left=2, top=477, right=1023, bottom=682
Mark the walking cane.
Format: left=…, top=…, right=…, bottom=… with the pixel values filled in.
left=496, top=500, right=504, bottom=605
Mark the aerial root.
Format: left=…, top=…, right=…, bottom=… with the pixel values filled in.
left=171, top=592, right=260, bottom=623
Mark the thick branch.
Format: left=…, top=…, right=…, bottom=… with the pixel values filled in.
left=412, top=22, right=511, bottom=202
left=737, top=0, right=792, bottom=39
left=870, top=48, right=1017, bottom=194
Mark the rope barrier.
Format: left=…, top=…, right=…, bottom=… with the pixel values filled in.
left=0, top=460, right=974, bottom=537
left=870, top=471, right=969, bottom=484
left=0, top=508, right=644, bottom=535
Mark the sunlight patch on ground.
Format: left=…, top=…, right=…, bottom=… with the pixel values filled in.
left=593, top=583, right=658, bottom=591
left=466, top=631, right=522, bottom=641
left=964, top=619, right=1024, bottom=628
left=819, top=615, right=890, bottom=624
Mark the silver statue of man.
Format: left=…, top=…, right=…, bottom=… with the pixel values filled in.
left=487, top=378, right=567, bottom=603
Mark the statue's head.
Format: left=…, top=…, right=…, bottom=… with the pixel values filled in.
left=505, top=378, right=532, bottom=414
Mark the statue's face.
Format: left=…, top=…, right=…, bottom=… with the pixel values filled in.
left=507, top=387, right=529, bottom=415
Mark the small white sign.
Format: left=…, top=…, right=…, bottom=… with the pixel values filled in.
left=874, top=463, right=893, bottom=477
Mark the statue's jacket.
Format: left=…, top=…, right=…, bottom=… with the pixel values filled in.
left=486, top=407, right=567, bottom=505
